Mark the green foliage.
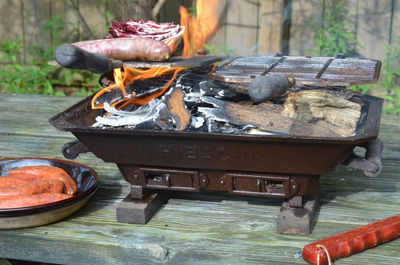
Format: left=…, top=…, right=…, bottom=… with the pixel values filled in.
left=0, top=37, right=56, bottom=95
left=96, top=0, right=112, bottom=34
left=0, top=15, right=99, bottom=96
left=379, top=41, right=400, bottom=114
left=349, top=40, right=400, bottom=114
left=309, top=2, right=400, bottom=114
left=310, top=1, right=359, bottom=57
left=203, top=43, right=234, bottom=56
left=43, top=14, right=69, bottom=44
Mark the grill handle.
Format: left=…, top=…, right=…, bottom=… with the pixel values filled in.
left=62, top=139, right=90, bottom=159
left=343, top=139, right=383, bottom=177
left=54, top=43, right=122, bottom=74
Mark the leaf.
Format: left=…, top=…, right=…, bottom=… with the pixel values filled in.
left=203, top=44, right=215, bottom=55
left=54, top=91, right=66, bottom=96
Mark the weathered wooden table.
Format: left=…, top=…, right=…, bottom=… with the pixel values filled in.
left=0, top=93, right=399, bottom=265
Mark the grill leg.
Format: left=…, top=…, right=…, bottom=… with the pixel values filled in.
left=130, top=185, right=151, bottom=199
left=277, top=186, right=320, bottom=235
left=288, top=195, right=303, bottom=208
left=116, top=192, right=169, bottom=224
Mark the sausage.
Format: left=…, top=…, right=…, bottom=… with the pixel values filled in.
left=8, top=165, right=77, bottom=195
left=0, top=179, right=64, bottom=197
left=72, top=37, right=171, bottom=62
left=302, top=214, right=400, bottom=265
left=0, top=177, right=30, bottom=187
left=0, top=193, right=72, bottom=209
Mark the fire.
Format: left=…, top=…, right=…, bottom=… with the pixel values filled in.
left=92, top=0, right=219, bottom=111
left=91, top=67, right=184, bottom=109
left=180, top=0, right=219, bottom=56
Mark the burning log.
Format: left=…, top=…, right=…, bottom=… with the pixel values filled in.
left=197, top=89, right=362, bottom=137
left=154, top=87, right=191, bottom=131
left=282, top=90, right=362, bottom=136
left=197, top=96, right=288, bottom=133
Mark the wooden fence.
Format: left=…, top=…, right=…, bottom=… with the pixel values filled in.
left=205, top=0, right=400, bottom=60
left=0, top=0, right=399, bottom=62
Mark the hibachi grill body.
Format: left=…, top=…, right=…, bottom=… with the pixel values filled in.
left=50, top=55, right=383, bottom=234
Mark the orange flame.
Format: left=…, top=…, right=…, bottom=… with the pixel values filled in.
left=180, top=0, right=219, bottom=55
left=91, top=67, right=184, bottom=109
left=113, top=67, right=183, bottom=109
left=92, top=0, right=219, bottom=111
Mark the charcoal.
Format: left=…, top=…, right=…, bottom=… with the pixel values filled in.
left=199, top=80, right=240, bottom=99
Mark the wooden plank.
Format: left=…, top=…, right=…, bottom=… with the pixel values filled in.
left=0, top=93, right=399, bottom=265
left=0, top=0, right=23, bottom=39
left=224, top=0, right=260, bottom=56
left=20, top=0, right=51, bottom=56
left=107, top=0, right=157, bottom=23
left=390, top=0, right=400, bottom=70
left=204, top=0, right=228, bottom=55
left=77, top=0, right=108, bottom=39
left=0, top=0, right=24, bottom=59
left=344, top=0, right=359, bottom=51
left=158, top=0, right=188, bottom=24
left=258, top=0, right=282, bottom=55
left=289, top=0, right=323, bottom=56
left=391, top=0, right=400, bottom=45
left=357, top=0, right=392, bottom=60
left=49, top=0, right=80, bottom=44
left=0, top=94, right=82, bottom=138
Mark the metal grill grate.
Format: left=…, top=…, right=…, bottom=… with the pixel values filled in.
left=209, top=56, right=381, bottom=86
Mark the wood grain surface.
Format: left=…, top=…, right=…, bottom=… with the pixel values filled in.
left=0, top=93, right=399, bottom=265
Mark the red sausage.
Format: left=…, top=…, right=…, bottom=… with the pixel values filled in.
left=0, top=179, right=64, bottom=197
left=9, top=165, right=77, bottom=195
left=72, top=37, right=171, bottom=61
left=302, top=214, right=400, bottom=265
left=0, top=177, right=30, bottom=188
left=0, top=193, right=72, bottom=209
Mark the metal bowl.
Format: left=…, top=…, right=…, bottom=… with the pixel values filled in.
left=0, top=157, right=98, bottom=229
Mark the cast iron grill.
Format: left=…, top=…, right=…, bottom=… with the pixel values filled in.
left=49, top=55, right=383, bottom=201
left=49, top=54, right=384, bottom=234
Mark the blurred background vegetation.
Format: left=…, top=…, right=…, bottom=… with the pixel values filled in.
left=0, top=0, right=399, bottom=114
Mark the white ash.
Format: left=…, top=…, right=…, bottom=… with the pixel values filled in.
left=247, top=128, right=281, bottom=136
left=205, top=120, right=255, bottom=134
left=183, top=91, right=202, bottom=103
left=190, top=116, right=205, bottom=129
left=92, top=87, right=191, bottom=130
left=92, top=99, right=165, bottom=127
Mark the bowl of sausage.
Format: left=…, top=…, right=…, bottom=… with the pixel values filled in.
left=0, top=157, right=98, bottom=229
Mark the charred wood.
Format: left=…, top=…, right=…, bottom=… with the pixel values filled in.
left=156, top=87, right=191, bottom=131
left=282, top=90, right=362, bottom=136
left=196, top=89, right=362, bottom=137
